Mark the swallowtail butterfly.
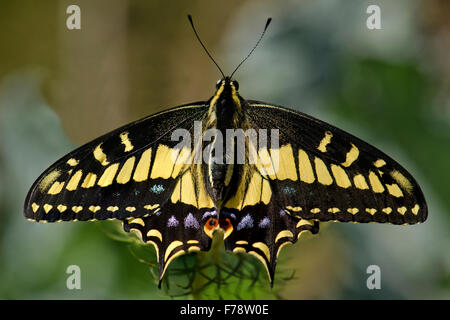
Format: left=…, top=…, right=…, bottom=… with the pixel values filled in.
left=24, top=16, right=427, bottom=287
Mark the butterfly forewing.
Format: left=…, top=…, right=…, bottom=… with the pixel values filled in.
left=244, top=101, right=427, bottom=225
left=24, top=102, right=211, bottom=223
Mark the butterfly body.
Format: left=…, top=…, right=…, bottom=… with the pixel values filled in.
left=24, top=74, right=427, bottom=286
left=202, top=77, right=245, bottom=203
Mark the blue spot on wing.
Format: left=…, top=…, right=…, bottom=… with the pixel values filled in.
left=282, top=186, right=296, bottom=195
left=150, top=184, right=165, bottom=194
left=237, top=214, right=254, bottom=231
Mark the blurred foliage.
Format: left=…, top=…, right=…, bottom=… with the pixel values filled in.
left=0, top=0, right=449, bottom=299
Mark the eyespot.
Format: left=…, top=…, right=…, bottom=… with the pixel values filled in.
left=220, top=218, right=233, bottom=240
left=232, top=80, right=239, bottom=90
left=220, top=219, right=229, bottom=228
left=216, top=80, right=222, bottom=89
left=204, top=217, right=219, bottom=239
left=209, top=218, right=217, bottom=227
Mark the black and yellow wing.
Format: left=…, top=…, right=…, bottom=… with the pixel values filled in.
left=220, top=100, right=427, bottom=284
left=24, top=102, right=217, bottom=281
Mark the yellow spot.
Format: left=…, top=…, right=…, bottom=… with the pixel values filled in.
left=150, top=145, right=175, bottom=179
left=314, top=157, right=333, bottom=185
left=171, top=147, right=192, bottom=178
left=366, top=208, right=377, bottom=215
left=254, top=147, right=277, bottom=179
left=161, top=250, right=186, bottom=280
left=81, top=173, right=97, bottom=188
left=286, top=206, right=302, bottom=212
left=412, top=204, right=420, bottom=215
left=144, top=204, right=159, bottom=210
left=31, top=203, right=40, bottom=213
left=368, top=171, right=385, bottom=193
left=233, top=247, right=247, bottom=253
left=187, top=240, right=199, bottom=244
left=390, top=170, right=413, bottom=194
left=147, top=229, right=163, bottom=242
left=182, top=171, right=199, bottom=206
left=374, top=159, right=386, bottom=168
left=317, top=131, right=333, bottom=152
left=98, top=163, right=120, bottom=187
left=386, top=183, right=403, bottom=198
left=252, top=242, right=271, bottom=262
left=224, top=168, right=247, bottom=209
left=275, top=230, right=294, bottom=243
left=243, top=172, right=263, bottom=207
left=89, top=205, right=101, bottom=213
left=276, top=241, right=292, bottom=258
left=382, top=207, right=392, bottom=214
left=298, top=149, right=315, bottom=183
left=235, top=240, right=248, bottom=245
left=331, top=164, right=351, bottom=188
left=296, top=220, right=313, bottom=228
left=129, top=228, right=142, bottom=239
left=146, top=240, right=159, bottom=261
left=342, top=143, right=359, bottom=167
left=297, top=230, right=311, bottom=239
left=353, top=174, right=369, bottom=190
left=328, top=208, right=340, bottom=213
left=126, top=206, right=136, bottom=212
left=116, top=157, right=135, bottom=184
left=66, top=170, right=83, bottom=191
left=43, top=204, right=52, bottom=213
left=72, top=206, right=83, bottom=213
left=107, top=206, right=119, bottom=212
left=133, top=148, right=152, bottom=182
left=347, top=208, right=359, bottom=215
left=120, top=132, right=134, bottom=152
left=188, top=246, right=201, bottom=253
left=271, top=145, right=298, bottom=181
left=48, top=181, right=65, bottom=195
left=170, top=179, right=181, bottom=204
left=310, top=208, right=321, bottom=213
left=196, top=167, right=215, bottom=208
left=56, top=205, right=67, bottom=213
left=397, top=207, right=407, bottom=215
left=128, top=218, right=145, bottom=226
left=248, top=251, right=271, bottom=282
left=67, top=158, right=79, bottom=166
left=261, top=178, right=272, bottom=205
left=165, top=240, right=183, bottom=262
left=39, top=170, right=61, bottom=192
left=93, top=143, right=109, bottom=166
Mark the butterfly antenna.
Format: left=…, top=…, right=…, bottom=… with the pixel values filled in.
left=188, top=15, right=225, bottom=78
left=230, top=17, right=272, bottom=78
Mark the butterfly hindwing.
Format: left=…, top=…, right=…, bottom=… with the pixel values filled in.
left=123, top=201, right=215, bottom=284
left=24, top=102, right=211, bottom=223
left=244, top=101, right=427, bottom=225
left=221, top=200, right=319, bottom=284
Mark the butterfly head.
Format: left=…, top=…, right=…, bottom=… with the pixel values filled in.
left=210, top=77, right=242, bottom=116
left=215, top=76, right=239, bottom=91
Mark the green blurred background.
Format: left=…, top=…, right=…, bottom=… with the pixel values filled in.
left=0, top=0, right=449, bottom=299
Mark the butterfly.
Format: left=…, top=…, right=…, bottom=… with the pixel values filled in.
left=23, top=16, right=427, bottom=287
